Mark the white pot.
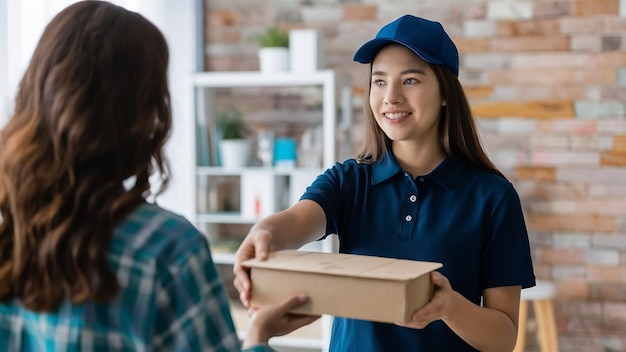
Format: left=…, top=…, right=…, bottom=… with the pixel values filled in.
left=219, top=139, right=251, bottom=168
left=258, top=47, right=289, bottom=73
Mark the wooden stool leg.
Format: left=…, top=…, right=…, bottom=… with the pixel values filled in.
left=534, top=300, right=548, bottom=350
left=533, top=299, right=559, bottom=352
left=543, top=300, right=559, bottom=352
left=513, top=299, right=528, bottom=352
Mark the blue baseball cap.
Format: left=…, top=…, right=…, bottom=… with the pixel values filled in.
left=353, top=15, right=459, bottom=76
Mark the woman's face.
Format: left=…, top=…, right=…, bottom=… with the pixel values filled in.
left=369, top=44, right=445, bottom=145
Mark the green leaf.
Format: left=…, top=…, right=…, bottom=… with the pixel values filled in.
left=216, top=108, right=248, bottom=140
left=256, top=26, right=289, bottom=48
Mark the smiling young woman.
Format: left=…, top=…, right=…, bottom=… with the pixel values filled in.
left=234, top=14, right=536, bottom=352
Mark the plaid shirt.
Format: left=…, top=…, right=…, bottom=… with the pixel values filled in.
left=0, top=202, right=269, bottom=352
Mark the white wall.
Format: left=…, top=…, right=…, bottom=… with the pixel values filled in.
left=0, top=0, right=16, bottom=127
left=0, top=0, right=7, bottom=125
left=0, top=0, right=198, bottom=221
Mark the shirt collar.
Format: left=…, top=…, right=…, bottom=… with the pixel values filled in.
left=371, top=151, right=467, bottom=190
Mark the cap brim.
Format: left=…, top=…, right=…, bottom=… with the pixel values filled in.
left=352, top=38, right=443, bottom=66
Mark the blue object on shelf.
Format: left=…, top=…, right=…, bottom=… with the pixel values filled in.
left=274, top=137, right=297, bottom=168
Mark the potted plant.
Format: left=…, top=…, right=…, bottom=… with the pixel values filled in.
left=216, top=108, right=251, bottom=168
left=256, top=26, right=290, bottom=73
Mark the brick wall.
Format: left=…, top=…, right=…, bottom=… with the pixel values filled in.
left=203, top=1, right=626, bottom=350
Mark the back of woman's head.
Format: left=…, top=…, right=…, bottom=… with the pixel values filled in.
left=0, top=0, right=171, bottom=311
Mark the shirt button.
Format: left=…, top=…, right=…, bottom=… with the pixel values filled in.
left=409, top=195, right=417, bottom=202
left=405, top=215, right=412, bottom=222
left=404, top=172, right=409, bottom=177
left=419, top=177, right=425, bottom=182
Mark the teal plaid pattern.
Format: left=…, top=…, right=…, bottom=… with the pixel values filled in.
left=0, top=202, right=245, bottom=351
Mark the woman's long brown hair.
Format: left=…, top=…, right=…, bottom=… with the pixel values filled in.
left=356, top=60, right=504, bottom=179
left=0, top=1, right=171, bottom=312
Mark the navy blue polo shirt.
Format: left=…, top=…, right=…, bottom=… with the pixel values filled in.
left=300, top=153, right=536, bottom=352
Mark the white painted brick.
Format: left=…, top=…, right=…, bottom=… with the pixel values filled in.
left=586, top=86, right=603, bottom=100
left=514, top=181, right=587, bottom=199
left=592, top=234, right=626, bottom=251
left=493, top=86, right=586, bottom=101
left=537, top=120, right=597, bottom=135
left=570, top=34, right=603, bottom=52
left=578, top=199, right=626, bottom=215
left=482, top=134, right=529, bottom=150
left=552, top=265, right=587, bottom=280
left=463, top=54, right=510, bottom=70
left=529, top=199, right=626, bottom=215
left=557, top=167, right=626, bottom=183
left=530, top=134, right=569, bottom=149
left=569, top=136, right=613, bottom=151
left=510, top=53, right=621, bottom=69
left=596, top=336, right=626, bottom=352
left=588, top=184, right=626, bottom=197
left=491, top=86, right=515, bottom=100
left=463, top=20, right=498, bottom=38
left=302, top=7, right=342, bottom=23
left=490, top=149, right=530, bottom=169
left=575, top=100, right=626, bottom=118
left=498, top=118, right=536, bottom=134
left=584, top=249, right=620, bottom=266
left=600, top=86, right=626, bottom=102
left=487, top=2, right=533, bottom=20
left=528, top=231, right=553, bottom=246
left=621, top=0, right=626, bottom=17
left=531, top=151, right=599, bottom=165
left=475, top=119, right=499, bottom=133
left=618, top=67, right=626, bottom=86
left=561, top=17, right=606, bottom=34
left=617, top=217, right=626, bottom=232
left=597, top=120, right=626, bottom=133
left=528, top=200, right=576, bottom=214
left=459, top=69, right=487, bottom=87
left=553, top=233, right=591, bottom=248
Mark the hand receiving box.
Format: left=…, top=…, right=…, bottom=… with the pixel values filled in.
left=243, top=250, right=443, bottom=324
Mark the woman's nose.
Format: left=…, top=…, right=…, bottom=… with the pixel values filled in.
left=384, top=83, right=403, bottom=104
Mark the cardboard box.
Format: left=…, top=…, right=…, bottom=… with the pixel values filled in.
left=243, top=250, right=443, bottom=324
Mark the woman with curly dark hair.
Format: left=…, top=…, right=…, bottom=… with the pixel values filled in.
left=0, top=1, right=316, bottom=351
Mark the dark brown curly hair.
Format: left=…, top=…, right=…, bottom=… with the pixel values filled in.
left=0, top=1, right=171, bottom=312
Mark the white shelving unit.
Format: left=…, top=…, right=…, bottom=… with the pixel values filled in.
left=191, top=70, right=351, bottom=352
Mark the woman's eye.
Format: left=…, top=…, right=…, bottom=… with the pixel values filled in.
left=404, top=78, right=418, bottom=84
left=372, top=79, right=385, bottom=86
